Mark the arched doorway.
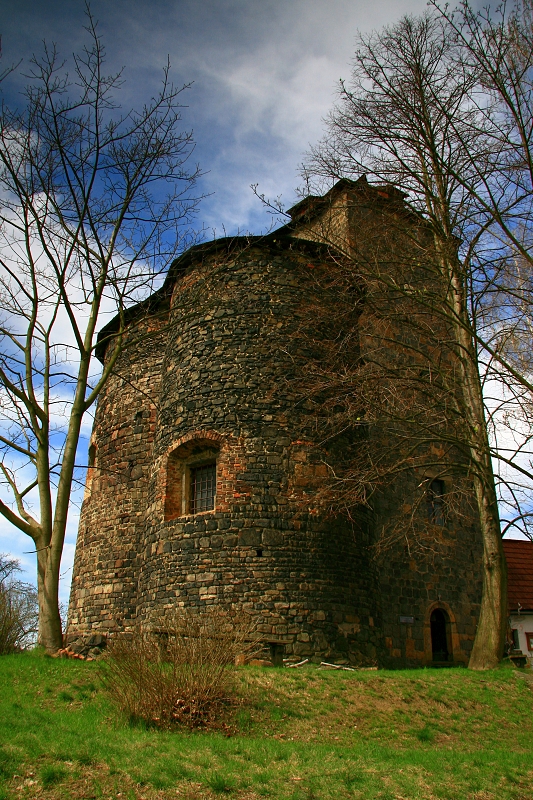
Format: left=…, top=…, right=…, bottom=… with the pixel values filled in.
left=430, top=608, right=450, bottom=662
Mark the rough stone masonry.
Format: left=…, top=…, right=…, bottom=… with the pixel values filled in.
left=67, top=178, right=484, bottom=667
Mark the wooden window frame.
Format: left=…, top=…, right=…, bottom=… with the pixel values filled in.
left=165, top=443, right=219, bottom=520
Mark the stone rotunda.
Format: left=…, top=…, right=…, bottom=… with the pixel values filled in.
left=67, top=178, right=484, bottom=667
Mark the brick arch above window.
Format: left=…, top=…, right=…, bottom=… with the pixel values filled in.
left=169, top=430, right=224, bottom=453
left=164, top=433, right=222, bottom=520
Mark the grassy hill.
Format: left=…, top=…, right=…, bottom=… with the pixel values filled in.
left=0, top=652, right=532, bottom=799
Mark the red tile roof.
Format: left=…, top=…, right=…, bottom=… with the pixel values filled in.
left=503, top=539, right=533, bottom=612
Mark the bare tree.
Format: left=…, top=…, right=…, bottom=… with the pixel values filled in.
left=301, top=13, right=509, bottom=669
left=0, top=554, right=38, bottom=653
left=428, top=0, right=533, bottom=541
left=0, top=15, right=202, bottom=651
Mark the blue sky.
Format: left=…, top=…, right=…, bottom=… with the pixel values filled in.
left=0, top=0, right=453, bottom=603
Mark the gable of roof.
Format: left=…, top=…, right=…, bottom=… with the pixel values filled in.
left=503, top=538, right=533, bottom=612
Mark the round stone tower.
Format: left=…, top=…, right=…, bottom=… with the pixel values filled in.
left=67, top=178, right=484, bottom=668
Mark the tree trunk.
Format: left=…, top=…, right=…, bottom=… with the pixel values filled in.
left=468, top=471, right=507, bottom=669
left=457, top=330, right=505, bottom=668
left=445, top=246, right=506, bottom=669
left=36, top=545, right=63, bottom=652
left=460, top=358, right=506, bottom=669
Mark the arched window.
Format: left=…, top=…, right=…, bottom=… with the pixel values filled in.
left=165, top=438, right=219, bottom=520
left=427, top=478, right=445, bottom=525
left=84, top=442, right=97, bottom=499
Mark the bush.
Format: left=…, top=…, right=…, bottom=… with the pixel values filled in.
left=0, top=555, right=38, bottom=654
left=102, top=609, right=259, bottom=728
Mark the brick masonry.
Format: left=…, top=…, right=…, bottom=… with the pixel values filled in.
left=67, top=179, right=484, bottom=667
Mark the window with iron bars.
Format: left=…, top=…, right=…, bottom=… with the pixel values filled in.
left=190, top=463, right=216, bottom=513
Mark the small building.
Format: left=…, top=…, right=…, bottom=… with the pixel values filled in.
left=503, top=538, right=533, bottom=666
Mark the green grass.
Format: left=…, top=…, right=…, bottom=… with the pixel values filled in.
left=39, top=764, right=67, bottom=788
left=0, top=650, right=532, bottom=798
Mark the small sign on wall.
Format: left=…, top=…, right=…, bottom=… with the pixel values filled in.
left=399, top=616, right=415, bottom=624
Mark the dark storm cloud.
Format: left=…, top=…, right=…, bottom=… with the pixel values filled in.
left=1, top=0, right=431, bottom=235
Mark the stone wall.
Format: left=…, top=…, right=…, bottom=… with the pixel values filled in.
left=67, top=315, right=167, bottom=636
left=373, top=472, right=483, bottom=667
left=290, top=179, right=484, bottom=665
left=136, top=241, right=384, bottom=664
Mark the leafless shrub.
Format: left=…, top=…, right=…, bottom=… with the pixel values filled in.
left=101, top=609, right=259, bottom=728
left=0, top=555, right=38, bottom=654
